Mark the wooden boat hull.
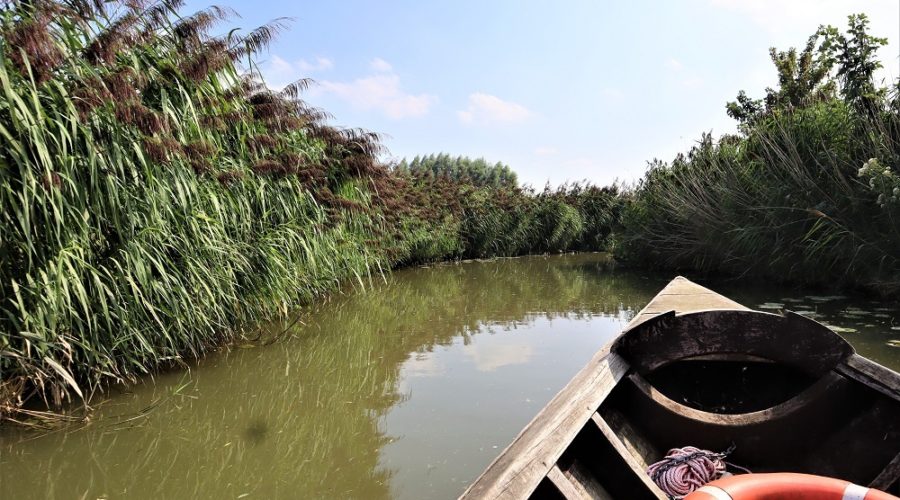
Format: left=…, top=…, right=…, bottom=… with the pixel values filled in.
left=461, top=277, right=900, bottom=499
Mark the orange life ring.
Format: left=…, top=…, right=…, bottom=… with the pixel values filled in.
left=684, top=473, right=899, bottom=500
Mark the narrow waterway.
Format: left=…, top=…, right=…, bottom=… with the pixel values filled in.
left=1, top=254, right=897, bottom=499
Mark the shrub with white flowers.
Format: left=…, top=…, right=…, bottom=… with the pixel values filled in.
left=858, top=158, right=900, bottom=207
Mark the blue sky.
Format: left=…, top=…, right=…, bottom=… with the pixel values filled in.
left=184, top=0, right=899, bottom=187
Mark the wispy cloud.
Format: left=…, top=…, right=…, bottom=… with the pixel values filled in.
left=297, top=56, right=334, bottom=73
left=370, top=57, right=393, bottom=72
left=664, top=58, right=683, bottom=71
left=534, top=146, right=558, bottom=156
left=317, top=73, right=435, bottom=119
left=264, top=54, right=333, bottom=89
left=458, top=93, right=532, bottom=124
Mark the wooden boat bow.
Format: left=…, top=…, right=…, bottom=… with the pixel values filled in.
left=460, top=277, right=900, bottom=499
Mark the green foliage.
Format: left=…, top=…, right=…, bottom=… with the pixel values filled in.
left=619, top=14, right=900, bottom=295
left=727, top=33, right=835, bottom=124
left=818, top=14, right=888, bottom=111
left=388, top=173, right=617, bottom=261
left=396, top=153, right=518, bottom=188
left=0, top=0, right=385, bottom=416
left=726, top=14, right=887, bottom=124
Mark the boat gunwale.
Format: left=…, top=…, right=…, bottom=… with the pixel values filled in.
left=459, top=276, right=900, bottom=499
left=459, top=277, right=741, bottom=499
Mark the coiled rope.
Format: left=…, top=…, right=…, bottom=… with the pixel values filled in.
left=646, top=445, right=750, bottom=499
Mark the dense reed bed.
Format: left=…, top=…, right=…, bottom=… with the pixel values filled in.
left=0, top=0, right=402, bottom=419
left=617, top=15, right=900, bottom=296
left=0, top=1, right=619, bottom=421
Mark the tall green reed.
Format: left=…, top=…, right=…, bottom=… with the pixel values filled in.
left=0, top=1, right=622, bottom=420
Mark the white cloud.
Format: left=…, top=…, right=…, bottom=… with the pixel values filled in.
left=318, top=74, right=435, bottom=119
left=665, top=58, right=683, bottom=71
left=269, top=54, right=294, bottom=75
left=534, top=146, right=558, bottom=156
left=297, top=56, right=334, bottom=73
left=264, top=55, right=333, bottom=89
left=370, top=57, right=393, bottom=73
left=457, top=92, right=532, bottom=124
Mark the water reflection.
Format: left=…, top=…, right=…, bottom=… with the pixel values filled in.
left=1, top=255, right=896, bottom=499
left=1, top=254, right=660, bottom=499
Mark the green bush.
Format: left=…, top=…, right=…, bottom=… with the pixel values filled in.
left=616, top=17, right=900, bottom=295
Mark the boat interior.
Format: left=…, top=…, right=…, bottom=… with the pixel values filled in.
left=529, top=309, right=900, bottom=499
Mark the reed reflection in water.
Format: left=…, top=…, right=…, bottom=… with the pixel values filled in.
left=1, top=254, right=659, bottom=499
left=3, top=254, right=895, bottom=499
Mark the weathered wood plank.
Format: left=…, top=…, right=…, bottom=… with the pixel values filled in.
left=615, top=310, right=853, bottom=377
left=547, top=465, right=588, bottom=500
left=870, top=451, right=900, bottom=490
left=459, top=353, right=629, bottom=499
left=599, top=408, right=660, bottom=472
left=626, top=276, right=747, bottom=329
left=625, top=370, right=850, bottom=427
left=588, top=412, right=667, bottom=499
left=837, top=354, right=900, bottom=400
left=562, top=460, right=614, bottom=500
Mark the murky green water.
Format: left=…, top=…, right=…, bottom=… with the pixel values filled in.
left=1, top=254, right=898, bottom=499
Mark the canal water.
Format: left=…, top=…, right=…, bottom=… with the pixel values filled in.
left=2, top=254, right=898, bottom=499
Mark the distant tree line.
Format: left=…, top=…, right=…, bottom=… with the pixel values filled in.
left=395, top=153, right=518, bottom=188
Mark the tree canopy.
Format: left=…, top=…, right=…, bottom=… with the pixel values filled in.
left=395, top=153, right=519, bottom=188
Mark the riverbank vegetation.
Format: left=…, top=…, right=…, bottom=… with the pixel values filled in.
left=616, top=14, right=900, bottom=296
left=395, top=153, right=518, bottom=188
left=0, top=1, right=620, bottom=420
left=1, top=1, right=897, bottom=422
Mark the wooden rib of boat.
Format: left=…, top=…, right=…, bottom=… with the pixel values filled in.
left=460, top=277, right=900, bottom=499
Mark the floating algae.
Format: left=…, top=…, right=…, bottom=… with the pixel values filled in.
left=825, top=325, right=858, bottom=334
left=806, top=295, right=848, bottom=302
